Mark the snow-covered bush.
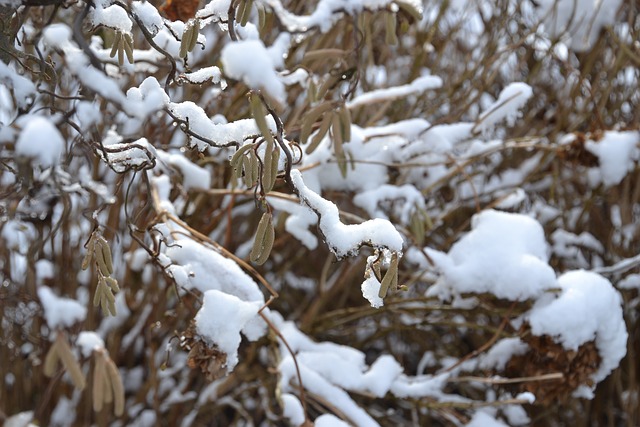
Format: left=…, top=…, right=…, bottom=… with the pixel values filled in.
left=1, top=0, right=639, bottom=425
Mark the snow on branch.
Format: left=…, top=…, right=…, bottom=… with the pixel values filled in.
left=473, top=82, right=533, bottom=133
left=290, top=169, right=403, bottom=258
left=259, top=0, right=423, bottom=33
left=346, top=75, right=443, bottom=109
left=166, top=101, right=276, bottom=151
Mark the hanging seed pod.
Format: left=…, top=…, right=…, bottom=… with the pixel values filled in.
left=395, top=0, right=423, bottom=21
left=238, top=0, right=253, bottom=27
left=332, top=112, right=348, bottom=177
left=44, top=341, right=60, bottom=377
left=96, top=236, right=114, bottom=276
left=81, top=234, right=96, bottom=271
left=93, top=278, right=104, bottom=307
left=55, top=334, right=86, bottom=390
left=248, top=149, right=259, bottom=185
left=265, top=145, right=280, bottom=192
left=257, top=3, right=266, bottom=29
left=261, top=140, right=276, bottom=193
left=302, top=49, right=347, bottom=64
left=117, top=32, right=125, bottom=65
left=242, top=155, right=254, bottom=187
left=316, top=74, right=341, bottom=100
left=250, top=212, right=275, bottom=265
left=306, top=112, right=332, bottom=154
left=300, top=101, right=333, bottom=144
left=409, top=209, right=425, bottom=246
left=338, top=104, right=352, bottom=143
left=250, top=93, right=275, bottom=145
left=307, top=78, right=318, bottom=104
left=105, top=277, right=120, bottom=293
left=230, top=143, right=255, bottom=171
left=93, top=353, right=107, bottom=412
left=378, top=252, right=399, bottom=298
left=109, top=31, right=122, bottom=59
left=179, top=22, right=196, bottom=58
left=105, top=357, right=125, bottom=416
left=123, top=33, right=134, bottom=64
left=385, top=12, right=398, bottom=45
left=188, top=19, right=200, bottom=52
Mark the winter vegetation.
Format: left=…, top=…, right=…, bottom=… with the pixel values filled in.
left=0, top=0, right=639, bottom=426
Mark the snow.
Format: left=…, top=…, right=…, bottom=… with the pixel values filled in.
left=164, top=238, right=265, bottom=304
left=476, top=83, right=533, bottom=132
left=194, top=290, right=264, bottom=372
left=0, top=61, right=36, bottom=111
left=131, top=1, right=164, bottom=36
left=156, top=150, right=211, bottom=191
left=479, top=338, right=529, bottom=371
left=281, top=393, right=305, bottom=426
left=220, top=39, right=285, bottom=104
left=76, top=331, right=106, bottom=357
left=90, top=3, right=133, bottom=33
left=534, top=0, right=623, bottom=51
left=37, top=286, right=87, bottom=330
left=353, top=184, right=425, bottom=223
left=361, top=275, right=384, bottom=308
left=347, top=75, right=443, bottom=109
left=179, top=66, right=222, bottom=84
left=15, top=116, right=65, bottom=168
left=291, top=169, right=404, bottom=258
left=585, top=131, right=640, bottom=187
left=167, top=101, right=275, bottom=151
left=260, top=0, right=421, bottom=33
left=315, top=414, right=351, bottom=427
left=526, top=270, right=627, bottom=388
left=426, top=210, right=556, bottom=301
left=466, top=411, right=509, bottom=427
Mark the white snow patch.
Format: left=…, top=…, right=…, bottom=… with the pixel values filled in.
left=526, top=270, right=627, bottom=389
left=38, top=286, right=87, bottom=330
left=15, top=116, right=65, bottom=168
left=427, top=210, right=556, bottom=301
left=194, top=290, right=264, bottom=372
